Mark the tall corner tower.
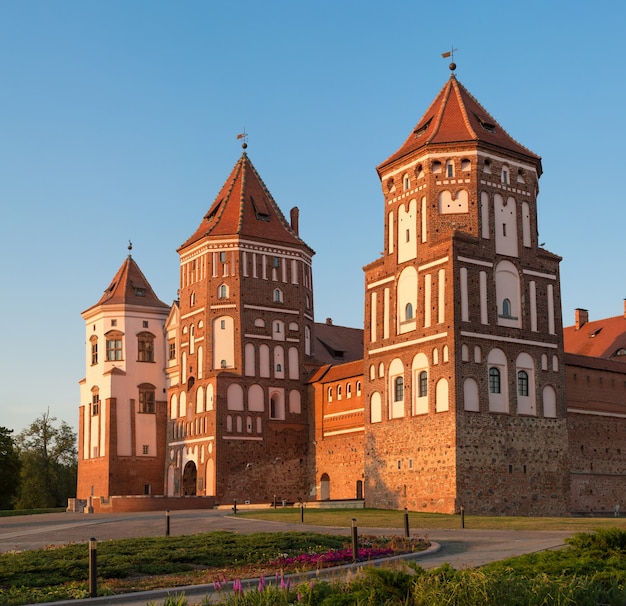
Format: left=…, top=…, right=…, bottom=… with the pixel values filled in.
left=77, top=251, right=170, bottom=500
left=166, top=149, right=315, bottom=503
left=363, top=71, right=569, bottom=515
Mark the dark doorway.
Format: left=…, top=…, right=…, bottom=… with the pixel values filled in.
left=356, top=480, right=363, bottom=500
left=182, top=461, right=197, bottom=495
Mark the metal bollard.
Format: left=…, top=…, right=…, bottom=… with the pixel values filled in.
left=166, top=509, right=170, bottom=536
left=351, top=518, right=358, bottom=563
left=461, top=505, right=465, bottom=529
left=300, top=502, right=304, bottom=524
left=233, top=498, right=237, bottom=515
left=88, top=538, right=97, bottom=598
left=404, top=507, right=410, bottom=538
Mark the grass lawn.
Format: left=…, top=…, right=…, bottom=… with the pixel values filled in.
left=235, top=506, right=626, bottom=531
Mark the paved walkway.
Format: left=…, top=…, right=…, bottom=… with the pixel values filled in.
left=0, top=510, right=576, bottom=605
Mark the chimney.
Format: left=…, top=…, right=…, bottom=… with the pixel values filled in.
left=326, top=318, right=333, bottom=325
left=575, top=308, right=589, bottom=330
left=290, top=206, right=300, bottom=236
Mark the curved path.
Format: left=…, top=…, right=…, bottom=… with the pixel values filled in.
left=0, top=510, right=575, bottom=605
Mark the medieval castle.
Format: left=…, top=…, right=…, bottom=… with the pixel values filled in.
left=76, top=71, right=626, bottom=516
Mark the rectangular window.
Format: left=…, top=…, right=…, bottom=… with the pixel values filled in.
left=111, top=319, right=117, bottom=326
left=143, top=321, right=149, bottom=328
left=142, top=445, right=149, bottom=455
left=220, top=251, right=226, bottom=262
left=91, top=342, right=98, bottom=365
left=92, top=395, right=100, bottom=415
left=138, top=336, right=154, bottom=362
left=273, top=256, right=280, bottom=268
left=168, top=341, right=176, bottom=360
left=139, top=390, right=155, bottom=413
left=394, top=377, right=404, bottom=401
left=144, top=484, right=151, bottom=494
left=106, top=339, right=123, bottom=361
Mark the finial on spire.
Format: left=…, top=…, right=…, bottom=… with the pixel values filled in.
left=236, top=129, right=248, bottom=150
left=441, top=47, right=458, bottom=73
left=128, top=240, right=133, bottom=257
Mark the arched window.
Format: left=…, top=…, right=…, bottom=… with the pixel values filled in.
left=489, top=367, right=501, bottom=394
left=394, top=376, right=404, bottom=401
left=405, top=302, right=413, bottom=320
left=356, top=381, right=362, bottom=396
left=274, top=288, right=283, bottom=303
left=91, top=388, right=100, bottom=416
left=418, top=371, right=428, bottom=397
left=518, top=370, right=529, bottom=396
left=218, top=284, right=228, bottom=299
left=502, top=298, right=512, bottom=318
left=327, top=386, right=333, bottom=402
left=90, top=336, right=98, bottom=365
left=337, top=385, right=343, bottom=400
left=403, top=174, right=410, bottom=190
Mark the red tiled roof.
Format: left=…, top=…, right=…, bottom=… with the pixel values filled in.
left=378, top=75, right=541, bottom=174
left=564, top=352, right=626, bottom=374
left=180, top=152, right=312, bottom=253
left=306, top=360, right=364, bottom=384
left=563, top=315, right=626, bottom=360
left=312, top=322, right=364, bottom=365
left=83, top=255, right=169, bottom=313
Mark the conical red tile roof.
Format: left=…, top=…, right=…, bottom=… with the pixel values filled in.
left=180, top=152, right=312, bottom=253
left=378, top=75, right=541, bottom=174
left=84, top=255, right=169, bottom=313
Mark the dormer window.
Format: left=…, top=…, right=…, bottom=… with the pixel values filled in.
left=474, top=112, right=496, bottom=132
left=414, top=118, right=431, bottom=137
left=251, top=195, right=270, bottom=221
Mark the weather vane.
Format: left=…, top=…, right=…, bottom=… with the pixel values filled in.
left=441, top=47, right=458, bottom=72
left=236, top=128, right=248, bottom=149
left=128, top=240, right=133, bottom=254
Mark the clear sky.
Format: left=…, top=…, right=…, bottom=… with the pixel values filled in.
left=1, top=0, right=625, bottom=434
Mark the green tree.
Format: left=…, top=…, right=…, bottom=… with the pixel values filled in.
left=0, top=427, right=21, bottom=509
left=15, top=410, right=77, bottom=509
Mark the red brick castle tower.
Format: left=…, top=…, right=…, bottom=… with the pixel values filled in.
left=363, top=69, right=570, bottom=515
left=164, top=148, right=316, bottom=503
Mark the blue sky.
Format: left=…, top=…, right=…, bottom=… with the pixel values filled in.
left=1, top=0, right=624, bottom=433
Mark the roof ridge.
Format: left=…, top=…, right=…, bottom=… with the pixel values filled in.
left=428, top=78, right=453, bottom=142
left=243, top=154, right=304, bottom=243
left=452, top=77, right=479, bottom=140
left=454, top=77, right=540, bottom=159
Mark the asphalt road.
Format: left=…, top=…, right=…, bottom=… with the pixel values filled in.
left=0, top=509, right=576, bottom=605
